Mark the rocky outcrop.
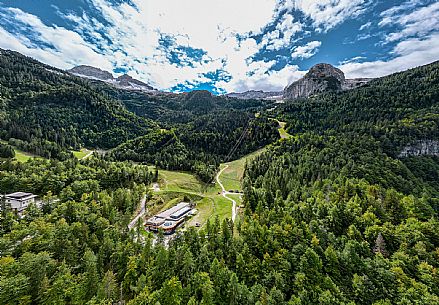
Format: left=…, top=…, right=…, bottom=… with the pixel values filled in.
left=68, top=65, right=113, bottom=81
left=226, top=90, right=283, bottom=100
left=283, top=63, right=372, bottom=100
left=342, top=78, right=373, bottom=90
left=67, top=65, right=155, bottom=92
left=398, top=140, right=439, bottom=158
left=283, top=63, right=345, bottom=99
left=114, top=74, right=154, bottom=91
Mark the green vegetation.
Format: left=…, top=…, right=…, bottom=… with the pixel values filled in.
left=277, top=121, right=292, bottom=139
left=72, top=148, right=92, bottom=160
left=0, top=49, right=156, bottom=156
left=109, top=110, right=279, bottom=182
left=219, top=149, right=264, bottom=191
left=151, top=168, right=229, bottom=224
left=0, top=51, right=438, bottom=304
left=147, top=147, right=264, bottom=227
left=11, top=147, right=35, bottom=162
left=0, top=139, right=37, bottom=162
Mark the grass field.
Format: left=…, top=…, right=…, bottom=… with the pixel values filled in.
left=219, top=149, right=264, bottom=191
left=147, top=148, right=264, bottom=229
left=277, top=120, right=292, bottom=139
left=72, top=148, right=92, bottom=159
left=0, top=140, right=37, bottom=162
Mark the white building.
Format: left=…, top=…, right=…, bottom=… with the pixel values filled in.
left=1, top=192, right=37, bottom=212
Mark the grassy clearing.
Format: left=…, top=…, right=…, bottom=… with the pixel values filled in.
left=277, top=120, right=292, bottom=139
left=0, top=140, right=37, bottom=162
left=220, top=149, right=265, bottom=191
left=14, top=149, right=36, bottom=162
left=72, top=148, right=91, bottom=159
left=146, top=168, right=227, bottom=224
left=185, top=197, right=214, bottom=228
left=158, top=169, right=210, bottom=194
left=145, top=147, right=267, bottom=231
left=148, top=149, right=262, bottom=228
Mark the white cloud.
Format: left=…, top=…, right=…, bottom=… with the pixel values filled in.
left=279, top=0, right=370, bottom=31
left=217, top=64, right=305, bottom=92
left=340, top=1, right=439, bottom=79
left=359, top=21, right=372, bottom=31
left=381, top=2, right=439, bottom=42
left=0, top=8, right=113, bottom=71
left=0, top=0, right=283, bottom=92
left=340, top=34, right=439, bottom=78
left=291, top=41, right=321, bottom=59
left=1, top=0, right=436, bottom=94
left=260, top=14, right=303, bottom=50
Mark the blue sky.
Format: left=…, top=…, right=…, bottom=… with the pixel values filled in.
left=0, top=0, right=438, bottom=93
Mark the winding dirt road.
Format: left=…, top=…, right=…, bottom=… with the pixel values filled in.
left=216, top=165, right=237, bottom=222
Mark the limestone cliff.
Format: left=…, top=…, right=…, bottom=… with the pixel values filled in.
left=399, top=140, right=439, bottom=157
left=283, top=63, right=372, bottom=99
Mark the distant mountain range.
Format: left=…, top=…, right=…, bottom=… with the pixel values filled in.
left=69, top=63, right=372, bottom=99
left=67, top=65, right=156, bottom=92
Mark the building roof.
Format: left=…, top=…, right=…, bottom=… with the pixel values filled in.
left=5, top=192, right=37, bottom=200
left=156, top=202, right=190, bottom=219
left=170, top=206, right=192, bottom=219
left=145, top=216, right=166, bottom=226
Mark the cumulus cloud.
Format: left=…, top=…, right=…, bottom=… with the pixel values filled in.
left=217, top=64, right=305, bottom=93
left=0, top=0, right=437, bottom=93
left=279, top=0, right=370, bottom=32
left=260, top=14, right=303, bottom=51
left=291, top=41, right=321, bottom=59
left=0, top=0, right=282, bottom=92
left=0, top=7, right=113, bottom=71
left=380, top=1, right=439, bottom=42
left=340, top=34, right=439, bottom=78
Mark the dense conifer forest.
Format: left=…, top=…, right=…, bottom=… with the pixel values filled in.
left=0, top=49, right=280, bottom=181
left=0, top=51, right=438, bottom=304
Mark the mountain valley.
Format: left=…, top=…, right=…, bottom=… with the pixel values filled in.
left=0, top=49, right=439, bottom=304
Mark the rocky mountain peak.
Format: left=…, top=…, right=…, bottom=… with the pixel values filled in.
left=305, top=63, right=345, bottom=82
left=283, top=63, right=371, bottom=100
left=115, top=74, right=153, bottom=90
left=67, top=66, right=155, bottom=91
left=68, top=65, right=113, bottom=80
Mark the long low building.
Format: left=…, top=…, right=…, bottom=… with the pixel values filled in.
left=145, top=202, right=193, bottom=234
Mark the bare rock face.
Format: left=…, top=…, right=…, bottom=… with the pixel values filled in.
left=283, top=63, right=345, bottom=99
left=398, top=140, right=439, bottom=157
left=68, top=66, right=155, bottom=92
left=68, top=65, right=113, bottom=81
left=226, top=90, right=283, bottom=100
left=115, top=74, right=154, bottom=91
left=283, top=63, right=372, bottom=100
left=342, top=78, right=373, bottom=90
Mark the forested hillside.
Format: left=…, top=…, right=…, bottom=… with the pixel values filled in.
left=0, top=49, right=279, bottom=179
left=0, top=49, right=156, bottom=155
left=0, top=53, right=438, bottom=304
left=277, top=61, right=439, bottom=156
left=110, top=112, right=278, bottom=182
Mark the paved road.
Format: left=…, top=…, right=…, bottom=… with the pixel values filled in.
left=216, top=165, right=239, bottom=222
left=128, top=195, right=147, bottom=229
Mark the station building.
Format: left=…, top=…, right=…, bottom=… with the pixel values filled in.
left=145, top=202, right=193, bottom=234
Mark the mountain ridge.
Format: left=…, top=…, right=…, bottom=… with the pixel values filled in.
left=67, top=65, right=156, bottom=92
